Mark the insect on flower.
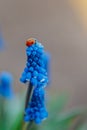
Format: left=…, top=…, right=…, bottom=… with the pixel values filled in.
left=26, top=38, right=36, bottom=46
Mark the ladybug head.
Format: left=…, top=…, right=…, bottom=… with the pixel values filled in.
left=26, top=38, right=36, bottom=47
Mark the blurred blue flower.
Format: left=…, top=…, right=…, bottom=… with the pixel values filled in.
left=42, top=52, right=51, bottom=85
left=0, top=72, right=13, bottom=98
left=24, top=88, right=48, bottom=124
left=0, top=32, right=4, bottom=50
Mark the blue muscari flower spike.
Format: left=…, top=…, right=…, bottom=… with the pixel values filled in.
left=24, top=88, right=48, bottom=124
left=0, top=71, right=13, bottom=98
left=20, top=38, right=49, bottom=124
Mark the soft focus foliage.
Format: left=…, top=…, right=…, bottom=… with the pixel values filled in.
left=0, top=91, right=87, bottom=130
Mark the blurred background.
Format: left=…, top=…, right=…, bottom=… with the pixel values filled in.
left=0, top=0, right=87, bottom=109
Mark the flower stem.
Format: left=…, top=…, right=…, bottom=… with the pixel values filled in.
left=26, top=82, right=34, bottom=130
left=23, top=82, right=34, bottom=130
left=26, top=121, right=33, bottom=130
left=25, top=82, right=33, bottom=110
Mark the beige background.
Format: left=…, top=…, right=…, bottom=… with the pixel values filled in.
left=0, top=0, right=87, bottom=108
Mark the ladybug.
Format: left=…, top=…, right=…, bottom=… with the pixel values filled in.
left=26, top=38, right=36, bottom=46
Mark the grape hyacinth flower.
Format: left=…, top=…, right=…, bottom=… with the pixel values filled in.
left=0, top=72, right=13, bottom=98
left=20, top=38, right=49, bottom=124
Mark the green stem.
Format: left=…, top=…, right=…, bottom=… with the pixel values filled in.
left=25, top=82, right=33, bottom=110
left=26, top=121, right=33, bottom=130
left=24, top=82, right=34, bottom=130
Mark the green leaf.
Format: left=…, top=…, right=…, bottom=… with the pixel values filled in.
left=48, top=92, right=68, bottom=114
left=39, top=92, right=69, bottom=130
left=39, top=93, right=87, bottom=130
left=77, top=121, right=87, bottom=130
left=4, top=93, right=25, bottom=130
